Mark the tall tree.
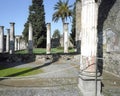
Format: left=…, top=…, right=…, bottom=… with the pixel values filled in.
left=22, top=0, right=46, bottom=48
left=70, top=2, right=76, bottom=46
left=52, top=0, right=73, bottom=24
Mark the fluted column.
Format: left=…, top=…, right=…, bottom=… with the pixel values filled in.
left=80, top=0, right=98, bottom=75
left=78, top=0, right=101, bottom=96
left=64, top=23, right=69, bottom=53
left=0, top=26, right=4, bottom=53
left=6, top=29, right=10, bottom=52
left=46, top=23, right=51, bottom=54
left=9, top=22, right=15, bottom=54
left=28, top=22, right=33, bottom=54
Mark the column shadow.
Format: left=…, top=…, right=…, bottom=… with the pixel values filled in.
left=0, top=54, right=61, bottom=81
left=97, top=0, right=116, bottom=75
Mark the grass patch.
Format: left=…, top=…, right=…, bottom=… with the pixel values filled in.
left=15, top=48, right=75, bottom=54
left=0, top=67, right=43, bottom=77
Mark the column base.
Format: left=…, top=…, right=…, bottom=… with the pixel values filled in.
left=78, top=74, right=102, bottom=96
left=46, top=52, right=51, bottom=54
left=80, top=70, right=101, bottom=77
left=9, top=50, right=14, bottom=54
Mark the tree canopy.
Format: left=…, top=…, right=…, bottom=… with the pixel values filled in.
left=70, top=2, right=76, bottom=46
left=52, top=29, right=61, bottom=39
left=52, top=0, right=73, bottom=24
left=22, top=0, right=46, bottom=48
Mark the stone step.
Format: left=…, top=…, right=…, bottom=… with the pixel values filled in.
left=0, top=77, right=78, bottom=87
left=0, top=85, right=82, bottom=96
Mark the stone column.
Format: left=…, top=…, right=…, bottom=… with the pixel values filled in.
left=6, top=29, right=10, bottom=52
left=15, top=36, right=18, bottom=51
left=46, top=23, right=51, bottom=54
left=17, top=37, right=20, bottom=50
left=0, top=26, right=4, bottom=53
left=64, top=23, right=69, bottom=53
left=78, top=0, right=101, bottom=96
left=75, top=1, right=82, bottom=53
left=9, top=22, right=15, bottom=54
left=28, top=22, right=33, bottom=54
left=15, top=36, right=20, bottom=51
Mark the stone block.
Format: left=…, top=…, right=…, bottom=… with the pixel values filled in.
left=78, top=74, right=102, bottom=96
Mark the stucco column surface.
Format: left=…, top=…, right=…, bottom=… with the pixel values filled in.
left=9, top=22, right=15, bottom=54
left=0, top=26, right=4, bottom=53
left=46, top=23, right=51, bottom=54
left=64, top=23, right=69, bottom=53
left=6, top=29, right=10, bottom=52
left=28, top=22, right=33, bottom=54
left=80, top=0, right=98, bottom=75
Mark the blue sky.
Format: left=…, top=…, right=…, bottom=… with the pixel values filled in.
left=0, top=0, right=75, bottom=36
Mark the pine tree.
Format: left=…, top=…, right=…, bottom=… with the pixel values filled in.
left=22, top=0, right=46, bottom=48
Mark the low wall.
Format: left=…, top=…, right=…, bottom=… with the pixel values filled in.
left=0, top=54, right=80, bottom=64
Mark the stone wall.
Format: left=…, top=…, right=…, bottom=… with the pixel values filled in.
left=98, top=0, right=120, bottom=77
left=0, top=54, right=80, bottom=64
left=20, top=39, right=27, bottom=50
left=52, top=36, right=73, bottom=48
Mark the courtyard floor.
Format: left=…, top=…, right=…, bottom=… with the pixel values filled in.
left=0, top=58, right=120, bottom=96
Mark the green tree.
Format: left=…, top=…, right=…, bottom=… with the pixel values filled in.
left=71, top=0, right=81, bottom=46
left=70, top=2, right=76, bottom=46
left=52, top=29, right=61, bottom=39
left=22, top=0, right=46, bottom=48
left=52, top=0, right=73, bottom=25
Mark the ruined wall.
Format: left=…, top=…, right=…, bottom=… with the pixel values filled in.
left=20, top=39, right=27, bottom=50
left=98, top=0, right=120, bottom=77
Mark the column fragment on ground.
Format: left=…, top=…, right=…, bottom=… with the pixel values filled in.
left=28, top=22, right=33, bottom=54
left=46, top=23, right=51, bottom=54
left=75, top=1, right=82, bottom=53
left=78, top=0, right=101, bottom=96
left=0, top=26, right=4, bottom=53
left=6, top=29, right=10, bottom=52
left=9, top=22, right=15, bottom=54
left=64, top=23, right=69, bottom=53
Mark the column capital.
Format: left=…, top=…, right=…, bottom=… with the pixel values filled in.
left=46, top=22, right=51, bottom=27
left=10, top=22, right=15, bottom=25
left=0, top=26, right=4, bottom=29
left=63, top=23, right=69, bottom=25
left=81, top=0, right=96, bottom=4
left=46, top=22, right=51, bottom=24
left=6, top=29, right=10, bottom=32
